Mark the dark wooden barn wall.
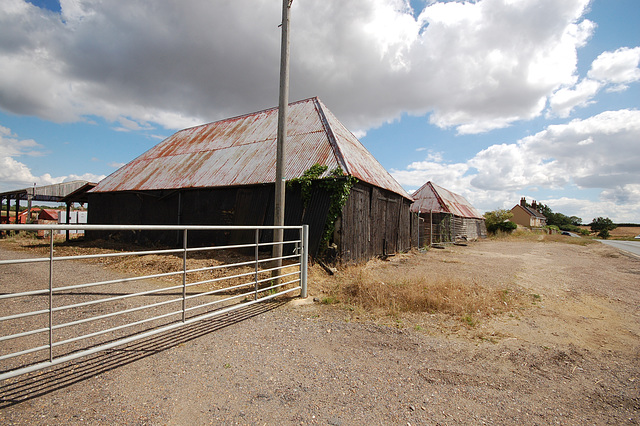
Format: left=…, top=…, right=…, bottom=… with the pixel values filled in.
left=87, top=185, right=332, bottom=256
left=338, top=182, right=418, bottom=264
left=87, top=181, right=417, bottom=264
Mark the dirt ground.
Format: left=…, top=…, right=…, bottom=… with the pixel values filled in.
left=1, top=237, right=639, bottom=425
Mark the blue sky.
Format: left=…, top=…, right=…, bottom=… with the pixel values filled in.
left=1, top=0, right=639, bottom=222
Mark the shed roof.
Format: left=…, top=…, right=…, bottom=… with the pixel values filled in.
left=0, top=181, right=92, bottom=202
left=92, top=97, right=410, bottom=199
left=409, top=181, right=484, bottom=219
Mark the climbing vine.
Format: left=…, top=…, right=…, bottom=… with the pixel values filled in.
left=288, top=164, right=358, bottom=253
left=318, top=167, right=358, bottom=248
left=287, top=163, right=328, bottom=208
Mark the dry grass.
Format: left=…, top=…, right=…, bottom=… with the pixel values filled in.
left=339, top=272, right=515, bottom=317
left=491, top=229, right=596, bottom=246
left=577, top=225, right=640, bottom=240
left=311, top=255, right=524, bottom=328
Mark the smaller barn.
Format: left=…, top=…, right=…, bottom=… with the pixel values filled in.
left=410, top=181, right=487, bottom=246
left=510, top=197, right=547, bottom=228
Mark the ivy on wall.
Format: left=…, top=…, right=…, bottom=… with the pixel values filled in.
left=287, top=163, right=328, bottom=208
left=318, top=167, right=358, bottom=247
left=287, top=164, right=358, bottom=251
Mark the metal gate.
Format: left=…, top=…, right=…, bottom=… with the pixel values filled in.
left=0, top=224, right=308, bottom=381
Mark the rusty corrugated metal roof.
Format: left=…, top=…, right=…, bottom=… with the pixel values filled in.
left=92, top=97, right=411, bottom=199
left=410, top=181, right=484, bottom=219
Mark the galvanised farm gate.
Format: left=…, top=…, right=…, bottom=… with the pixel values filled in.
left=0, top=224, right=308, bottom=381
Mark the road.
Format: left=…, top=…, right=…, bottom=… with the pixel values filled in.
left=598, top=239, right=640, bottom=257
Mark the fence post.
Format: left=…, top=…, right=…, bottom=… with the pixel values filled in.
left=48, top=230, right=54, bottom=362
left=255, top=228, right=259, bottom=300
left=182, top=229, right=187, bottom=322
left=300, top=225, right=308, bottom=298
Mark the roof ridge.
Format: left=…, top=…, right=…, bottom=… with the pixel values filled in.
left=428, top=181, right=451, bottom=214
left=177, top=97, right=321, bottom=133
left=312, top=98, right=349, bottom=175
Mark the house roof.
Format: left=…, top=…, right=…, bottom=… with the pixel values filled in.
left=512, top=204, right=547, bottom=220
left=92, top=97, right=411, bottom=200
left=38, top=209, right=60, bottom=221
left=409, top=181, right=484, bottom=219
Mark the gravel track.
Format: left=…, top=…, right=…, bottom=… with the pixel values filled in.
left=1, top=239, right=639, bottom=425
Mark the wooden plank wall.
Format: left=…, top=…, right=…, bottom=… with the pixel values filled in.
left=88, top=181, right=418, bottom=264
left=418, top=213, right=487, bottom=246
left=338, top=182, right=417, bottom=264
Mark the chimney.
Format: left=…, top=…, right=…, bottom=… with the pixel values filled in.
left=520, top=197, right=526, bottom=207
left=532, top=200, right=537, bottom=210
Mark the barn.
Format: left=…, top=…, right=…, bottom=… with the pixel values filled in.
left=410, top=181, right=486, bottom=246
left=88, top=97, right=418, bottom=263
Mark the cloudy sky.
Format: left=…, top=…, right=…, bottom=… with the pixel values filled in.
left=0, top=0, right=638, bottom=223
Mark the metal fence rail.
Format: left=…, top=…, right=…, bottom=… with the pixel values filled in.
left=0, top=224, right=309, bottom=381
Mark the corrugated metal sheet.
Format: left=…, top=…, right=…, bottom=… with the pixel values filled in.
left=410, top=181, right=484, bottom=219
left=315, top=99, right=411, bottom=199
left=0, top=180, right=92, bottom=202
left=92, top=98, right=411, bottom=200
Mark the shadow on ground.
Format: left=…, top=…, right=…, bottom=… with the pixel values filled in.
left=0, top=300, right=286, bottom=408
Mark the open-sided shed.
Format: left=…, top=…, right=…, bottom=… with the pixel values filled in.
left=88, top=97, right=418, bottom=263
left=410, top=181, right=486, bottom=246
left=1, top=181, right=92, bottom=230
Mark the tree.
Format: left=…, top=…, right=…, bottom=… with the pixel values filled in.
left=484, top=209, right=517, bottom=234
left=590, top=217, right=617, bottom=239
left=533, top=202, right=553, bottom=218
left=529, top=202, right=584, bottom=231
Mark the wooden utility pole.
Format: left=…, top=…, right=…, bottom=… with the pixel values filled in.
left=273, top=0, right=292, bottom=279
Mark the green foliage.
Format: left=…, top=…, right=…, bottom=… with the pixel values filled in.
left=558, top=224, right=583, bottom=233
left=319, top=167, right=358, bottom=247
left=484, top=209, right=517, bottom=234
left=287, top=163, right=328, bottom=208
left=528, top=202, right=583, bottom=228
left=321, top=296, right=339, bottom=304
left=288, top=164, right=358, bottom=252
left=461, top=314, right=477, bottom=327
left=533, top=202, right=553, bottom=218
left=590, top=216, right=617, bottom=239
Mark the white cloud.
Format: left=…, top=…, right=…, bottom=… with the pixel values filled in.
left=413, top=0, right=594, bottom=134
left=391, top=159, right=469, bottom=189
left=392, top=109, right=640, bottom=222
left=588, top=46, right=640, bottom=85
left=546, top=46, right=640, bottom=118
left=0, top=128, right=45, bottom=158
left=0, top=125, right=105, bottom=192
left=548, top=78, right=602, bottom=118
left=0, top=0, right=595, bottom=134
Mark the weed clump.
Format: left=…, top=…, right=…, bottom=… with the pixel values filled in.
left=328, top=268, right=521, bottom=326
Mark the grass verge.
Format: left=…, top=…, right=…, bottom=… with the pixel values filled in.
left=314, top=260, right=523, bottom=328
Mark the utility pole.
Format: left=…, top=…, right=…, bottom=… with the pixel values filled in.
left=273, top=0, right=292, bottom=280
